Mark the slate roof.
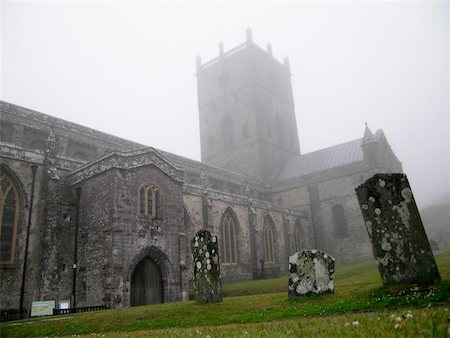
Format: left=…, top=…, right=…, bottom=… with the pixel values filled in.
left=276, top=138, right=364, bottom=181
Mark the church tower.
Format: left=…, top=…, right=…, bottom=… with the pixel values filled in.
left=196, top=29, right=301, bottom=182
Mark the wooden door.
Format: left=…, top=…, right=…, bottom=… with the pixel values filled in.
left=130, top=257, right=163, bottom=306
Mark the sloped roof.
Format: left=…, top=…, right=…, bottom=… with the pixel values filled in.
left=276, top=138, right=364, bottom=181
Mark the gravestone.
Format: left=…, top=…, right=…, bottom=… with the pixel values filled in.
left=288, top=250, right=335, bottom=297
left=355, top=173, right=440, bottom=285
left=191, top=229, right=222, bottom=303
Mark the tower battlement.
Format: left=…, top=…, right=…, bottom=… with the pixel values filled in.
left=196, top=29, right=300, bottom=182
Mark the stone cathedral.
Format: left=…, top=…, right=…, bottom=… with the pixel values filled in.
left=0, top=29, right=402, bottom=317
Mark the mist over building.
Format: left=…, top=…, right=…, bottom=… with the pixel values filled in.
left=1, top=30, right=406, bottom=316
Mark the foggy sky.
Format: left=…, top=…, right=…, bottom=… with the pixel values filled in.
left=1, top=1, right=449, bottom=208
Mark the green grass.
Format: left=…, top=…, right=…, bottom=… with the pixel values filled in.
left=2, top=252, right=450, bottom=337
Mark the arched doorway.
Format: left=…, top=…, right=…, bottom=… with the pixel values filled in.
left=130, top=257, right=163, bottom=306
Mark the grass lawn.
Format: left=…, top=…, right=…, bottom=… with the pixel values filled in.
left=1, top=252, right=449, bottom=337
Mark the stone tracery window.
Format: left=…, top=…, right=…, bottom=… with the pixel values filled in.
left=221, top=210, right=237, bottom=264
left=293, top=219, right=302, bottom=253
left=263, top=215, right=275, bottom=263
left=0, top=172, right=20, bottom=264
left=139, top=182, right=163, bottom=220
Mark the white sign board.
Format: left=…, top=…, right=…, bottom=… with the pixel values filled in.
left=30, top=300, right=55, bottom=317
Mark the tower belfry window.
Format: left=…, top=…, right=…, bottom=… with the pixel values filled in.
left=222, top=114, right=233, bottom=151
left=275, top=114, right=285, bottom=147
left=272, top=98, right=280, bottom=112
left=139, top=182, right=163, bottom=220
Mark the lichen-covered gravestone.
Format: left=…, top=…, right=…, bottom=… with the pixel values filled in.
left=191, top=229, right=222, bottom=303
left=355, top=173, right=440, bottom=285
left=288, top=250, right=335, bottom=297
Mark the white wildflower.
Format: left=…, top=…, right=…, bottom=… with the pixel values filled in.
left=395, top=317, right=402, bottom=322
left=390, top=314, right=396, bottom=319
left=352, top=321, right=359, bottom=326
left=406, top=313, right=413, bottom=319
left=394, top=323, right=401, bottom=329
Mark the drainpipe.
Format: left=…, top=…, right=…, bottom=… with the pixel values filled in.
left=19, top=164, right=38, bottom=319
left=72, top=187, right=81, bottom=308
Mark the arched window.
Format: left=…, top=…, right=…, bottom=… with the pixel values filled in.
left=332, top=204, right=347, bottom=237
left=222, top=114, right=233, bottom=151
left=0, top=172, right=20, bottom=264
left=139, top=182, right=163, bottom=220
left=221, top=210, right=237, bottom=264
left=242, top=122, right=249, bottom=139
left=263, top=215, right=275, bottom=263
left=293, top=219, right=302, bottom=253
left=275, top=114, right=285, bottom=147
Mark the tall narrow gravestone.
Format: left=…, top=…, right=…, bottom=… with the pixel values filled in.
left=355, top=173, right=440, bottom=285
left=191, top=229, right=222, bottom=303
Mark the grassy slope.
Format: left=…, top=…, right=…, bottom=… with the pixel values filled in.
left=2, top=252, right=449, bottom=337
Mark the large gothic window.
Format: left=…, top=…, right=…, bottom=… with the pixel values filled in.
left=293, top=219, right=302, bottom=253
left=139, top=182, right=163, bottom=220
left=332, top=204, right=347, bottom=237
left=221, top=209, right=237, bottom=264
left=0, top=172, right=20, bottom=264
left=263, top=215, right=275, bottom=263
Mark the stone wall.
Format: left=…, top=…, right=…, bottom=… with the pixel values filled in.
left=74, top=162, right=184, bottom=307
left=0, top=101, right=143, bottom=163
left=272, top=164, right=375, bottom=263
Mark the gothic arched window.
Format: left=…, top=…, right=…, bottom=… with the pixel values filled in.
left=275, top=114, right=285, bottom=147
left=221, top=210, right=237, bottom=264
left=222, top=114, right=233, bottom=151
left=332, top=204, right=347, bottom=237
left=263, top=215, right=275, bottom=263
left=139, top=182, right=163, bottom=220
left=0, top=172, right=20, bottom=264
left=293, top=219, right=302, bottom=253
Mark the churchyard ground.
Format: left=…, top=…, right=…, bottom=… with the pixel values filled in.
left=1, top=251, right=449, bottom=337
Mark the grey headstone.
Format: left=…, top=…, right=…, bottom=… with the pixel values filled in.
left=355, top=173, right=441, bottom=285
left=288, top=250, right=335, bottom=297
left=191, top=229, right=222, bottom=303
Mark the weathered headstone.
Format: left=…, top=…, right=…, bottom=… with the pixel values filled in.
left=191, top=229, right=222, bottom=303
left=355, top=173, right=440, bottom=285
left=288, top=250, right=335, bottom=297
